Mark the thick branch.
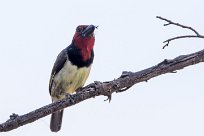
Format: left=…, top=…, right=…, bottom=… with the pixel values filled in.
left=1, top=49, right=204, bottom=132
left=156, top=16, right=204, bottom=48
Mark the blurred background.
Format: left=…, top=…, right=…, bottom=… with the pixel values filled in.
left=0, top=0, right=204, bottom=136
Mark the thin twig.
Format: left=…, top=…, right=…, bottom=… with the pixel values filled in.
left=156, top=16, right=200, bottom=35
left=162, top=35, right=204, bottom=49
left=156, top=16, right=204, bottom=49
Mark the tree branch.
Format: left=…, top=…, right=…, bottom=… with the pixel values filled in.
left=156, top=16, right=204, bottom=49
left=1, top=16, right=204, bottom=132
left=1, top=49, right=204, bottom=132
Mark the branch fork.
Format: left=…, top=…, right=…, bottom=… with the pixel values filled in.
left=156, top=16, right=204, bottom=49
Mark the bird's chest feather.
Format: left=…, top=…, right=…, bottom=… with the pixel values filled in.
left=53, top=60, right=91, bottom=96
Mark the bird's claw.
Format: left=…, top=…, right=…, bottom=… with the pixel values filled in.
left=66, top=94, right=75, bottom=103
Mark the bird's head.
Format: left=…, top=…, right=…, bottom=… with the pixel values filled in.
left=72, top=25, right=96, bottom=61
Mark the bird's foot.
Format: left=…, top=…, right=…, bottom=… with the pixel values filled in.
left=65, top=94, right=75, bottom=104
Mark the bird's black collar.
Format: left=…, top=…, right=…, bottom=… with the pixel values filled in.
left=67, top=43, right=94, bottom=68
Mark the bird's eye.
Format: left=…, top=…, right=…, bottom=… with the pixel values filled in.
left=76, top=27, right=83, bottom=32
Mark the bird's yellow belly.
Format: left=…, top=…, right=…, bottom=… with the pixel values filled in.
left=51, top=60, right=91, bottom=101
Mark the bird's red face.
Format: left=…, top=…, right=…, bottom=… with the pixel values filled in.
left=73, top=25, right=96, bottom=61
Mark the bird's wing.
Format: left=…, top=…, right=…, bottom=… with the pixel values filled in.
left=49, top=48, right=68, bottom=95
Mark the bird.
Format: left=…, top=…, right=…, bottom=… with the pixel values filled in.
left=49, top=25, right=96, bottom=132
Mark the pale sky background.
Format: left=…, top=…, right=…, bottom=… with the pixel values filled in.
left=0, top=0, right=204, bottom=136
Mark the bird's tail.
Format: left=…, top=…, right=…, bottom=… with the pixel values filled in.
left=50, top=109, right=64, bottom=132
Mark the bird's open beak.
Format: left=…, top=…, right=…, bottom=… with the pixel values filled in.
left=81, top=25, right=96, bottom=37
